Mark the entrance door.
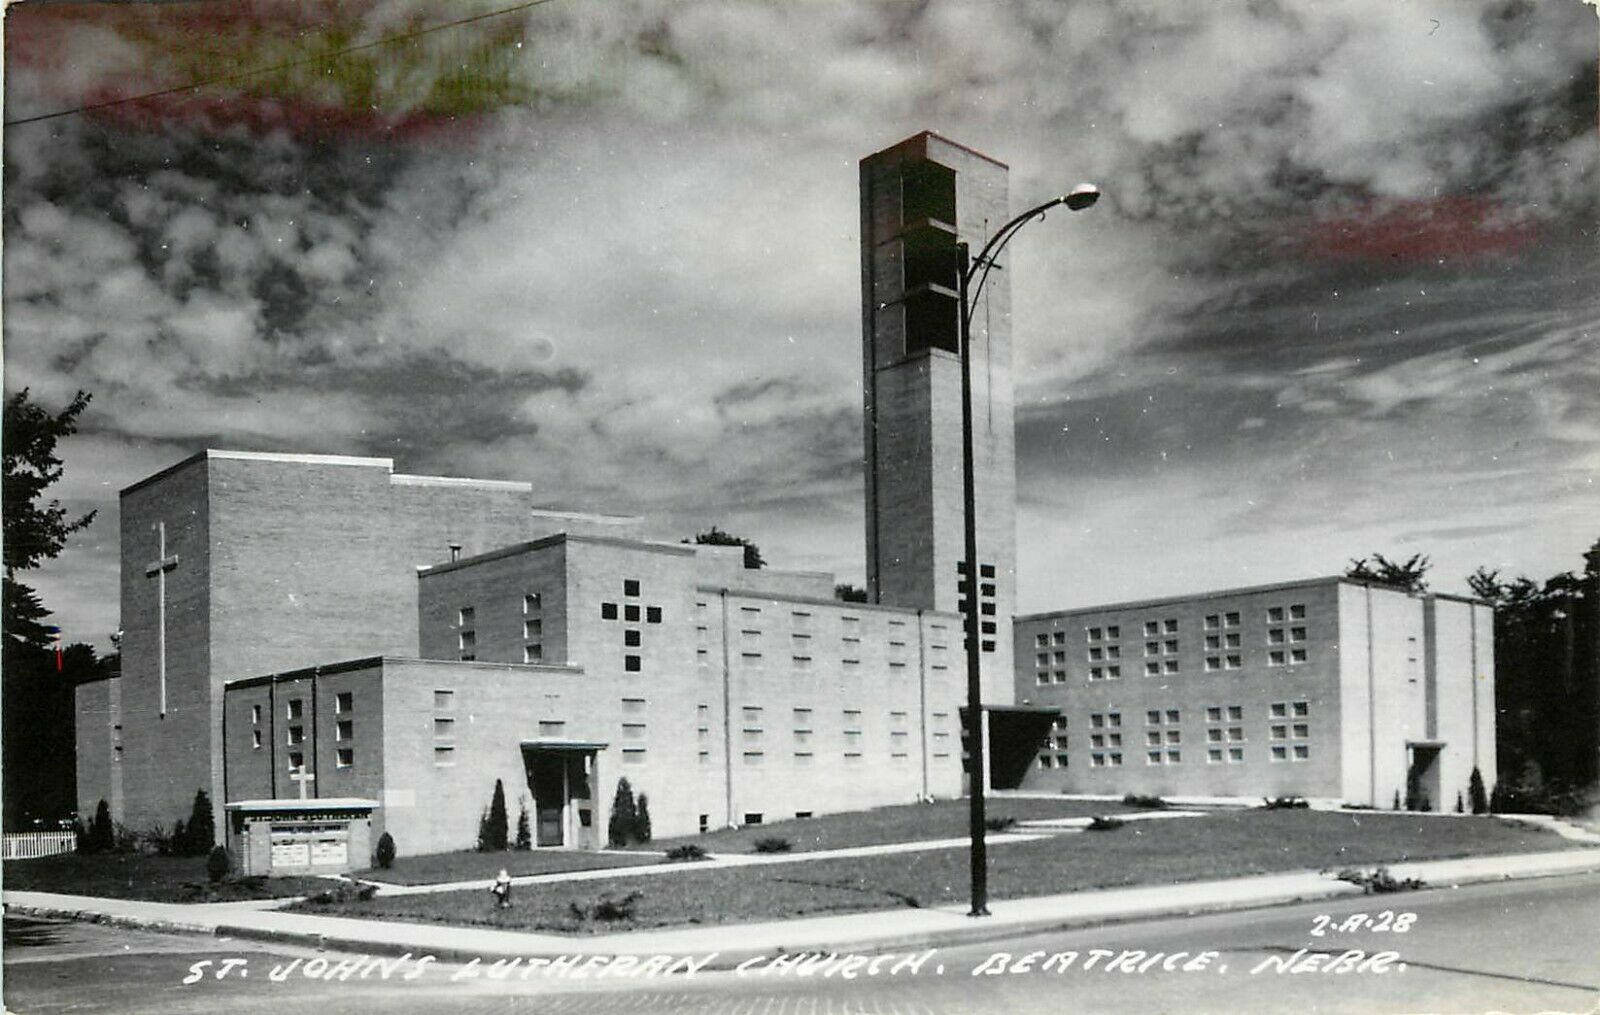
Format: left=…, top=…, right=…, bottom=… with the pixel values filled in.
left=530, top=753, right=565, bottom=846
left=1406, top=745, right=1443, bottom=811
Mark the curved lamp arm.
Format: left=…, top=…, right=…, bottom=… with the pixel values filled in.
left=962, top=187, right=1098, bottom=331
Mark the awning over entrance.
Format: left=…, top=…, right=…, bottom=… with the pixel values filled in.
left=519, top=739, right=610, bottom=751
left=520, top=742, right=607, bottom=850
left=960, top=704, right=1061, bottom=791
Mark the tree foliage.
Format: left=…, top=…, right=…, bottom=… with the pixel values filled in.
left=690, top=527, right=766, bottom=570
left=608, top=777, right=637, bottom=848
left=182, top=789, right=217, bottom=855
left=375, top=831, right=397, bottom=868
left=479, top=779, right=509, bottom=851
left=634, top=793, right=652, bottom=844
left=515, top=796, right=532, bottom=850
left=834, top=583, right=868, bottom=603
left=1345, top=553, right=1431, bottom=593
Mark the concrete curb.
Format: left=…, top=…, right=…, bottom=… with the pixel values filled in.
left=9, top=848, right=1600, bottom=970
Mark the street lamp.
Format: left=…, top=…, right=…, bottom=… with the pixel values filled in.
left=960, top=184, right=1099, bottom=918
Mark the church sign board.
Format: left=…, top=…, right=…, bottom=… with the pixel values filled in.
left=225, top=798, right=378, bottom=876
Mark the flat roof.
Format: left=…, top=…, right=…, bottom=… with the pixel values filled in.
left=224, top=655, right=583, bottom=690
left=697, top=585, right=962, bottom=619
left=418, top=532, right=696, bottom=577
left=1018, top=576, right=1492, bottom=622
left=122, top=449, right=395, bottom=495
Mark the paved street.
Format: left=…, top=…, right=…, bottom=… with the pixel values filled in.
left=6, top=871, right=1598, bottom=1014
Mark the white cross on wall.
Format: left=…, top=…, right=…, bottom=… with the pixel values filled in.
left=143, top=521, right=179, bottom=717
left=288, top=764, right=316, bottom=801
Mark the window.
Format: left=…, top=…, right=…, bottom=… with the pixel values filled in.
left=524, top=644, right=543, bottom=663
left=1208, top=748, right=1223, bottom=763
left=1145, top=661, right=1161, bottom=676
left=1204, top=614, right=1219, bottom=630
left=647, top=606, right=662, bottom=624
left=434, top=689, right=454, bottom=710
left=1106, top=645, right=1121, bottom=660
left=1108, top=713, right=1122, bottom=727
left=1206, top=706, right=1222, bottom=722
left=1270, top=702, right=1288, bottom=717
left=1271, top=745, right=1288, bottom=761
left=1293, top=701, right=1310, bottom=716
left=1166, top=730, right=1181, bottom=745
left=1088, top=627, right=1103, bottom=642
left=287, top=752, right=304, bottom=770
left=1290, top=648, right=1308, bottom=664
left=622, top=748, right=646, bottom=765
left=526, top=619, right=544, bottom=640
left=1227, top=747, right=1244, bottom=763
left=1090, top=667, right=1103, bottom=681
left=286, top=725, right=304, bottom=746
left=1053, top=631, right=1067, bottom=645
left=1225, top=612, right=1240, bottom=626
left=699, top=814, right=710, bottom=833
left=1227, top=706, right=1243, bottom=720
left=1271, top=724, right=1288, bottom=740
left=1290, top=604, right=1306, bottom=619
left=1164, top=619, right=1178, bottom=634
left=1224, top=632, right=1241, bottom=649
left=624, top=604, right=640, bottom=622
left=1293, top=723, right=1310, bottom=738
left=1107, top=625, right=1120, bottom=639
left=538, top=720, right=565, bottom=736
left=434, top=718, right=455, bottom=738
left=1146, top=641, right=1161, bottom=656
left=1207, top=728, right=1223, bottom=743
left=1293, top=744, right=1310, bottom=760
left=1036, top=633, right=1050, bottom=647
left=624, top=629, right=641, bottom=647
left=251, top=704, right=262, bottom=724
left=1166, top=709, right=1180, bottom=723
left=1225, top=655, right=1242, bottom=669
left=1205, top=635, right=1221, bottom=650
left=1205, top=657, right=1221, bottom=671
left=624, top=723, right=648, bottom=740
left=1089, top=646, right=1104, bottom=661
left=287, top=698, right=304, bottom=720
left=743, top=813, right=764, bottom=826
left=1110, top=753, right=1123, bottom=766
left=434, top=746, right=455, bottom=766
left=980, top=563, right=995, bottom=578
left=1269, top=650, right=1286, bottom=666
left=336, top=748, right=353, bottom=768
left=1269, top=628, right=1285, bottom=644
left=1290, top=627, right=1307, bottom=642
left=1164, top=639, right=1179, bottom=654
left=1227, top=726, right=1245, bottom=741
left=335, top=691, right=353, bottom=713
left=1037, top=653, right=1051, bottom=668
left=625, top=655, right=642, bottom=672
left=1091, top=753, right=1106, bottom=767
left=1147, top=750, right=1162, bottom=765
left=524, top=593, right=541, bottom=613
left=1146, top=731, right=1162, bottom=746
left=458, top=607, right=475, bottom=626
left=251, top=729, right=262, bottom=750
left=458, top=630, right=476, bottom=659
left=1267, top=606, right=1284, bottom=623
left=1144, top=621, right=1159, bottom=636
left=743, top=706, right=764, bottom=722
left=336, top=719, right=353, bottom=741
left=1091, top=713, right=1105, bottom=728
left=1147, top=709, right=1163, bottom=725
left=1164, top=659, right=1180, bottom=674
left=1040, top=755, right=1056, bottom=769
left=601, top=602, right=618, bottom=620
left=623, top=579, right=640, bottom=597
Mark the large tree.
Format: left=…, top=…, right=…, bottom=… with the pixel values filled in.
left=2, top=389, right=100, bottom=828
left=1345, top=553, right=1431, bottom=594
left=689, top=526, right=766, bottom=570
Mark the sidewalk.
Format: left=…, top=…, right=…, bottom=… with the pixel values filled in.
left=8, top=846, right=1599, bottom=969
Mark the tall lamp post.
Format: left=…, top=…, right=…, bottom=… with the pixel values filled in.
left=960, top=183, right=1099, bottom=917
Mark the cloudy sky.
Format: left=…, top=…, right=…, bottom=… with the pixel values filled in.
left=5, top=0, right=1597, bottom=650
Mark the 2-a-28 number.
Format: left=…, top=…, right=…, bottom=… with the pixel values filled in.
left=1310, top=911, right=1417, bottom=936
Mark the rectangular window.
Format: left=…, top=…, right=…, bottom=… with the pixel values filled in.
left=1164, top=618, right=1178, bottom=634
left=1293, top=701, right=1310, bottom=716
left=1208, top=748, right=1223, bottom=763
left=1106, top=625, right=1120, bottom=639
left=526, top=619, right=544, bottom=640
left=743, top=706, right=764, bottom=722
left=1146, top=730, right=1162, bottom=746
left=524, top=593, right=541, bottom=613
left=1088, top=646, right=1104, bottom=662
left=1224, top=632, right=1241, bottom=649
left=1205, top=657, right=1221, bottom=671
left=251, top=729, right=262, bottom=749
left=623, top=723, right=647, bottom=739
left=1164, top=639, right=1179, bottom=654
left=1290, top=648, right=1308, bottom=663
left=1227, top=726, right=1245, bottom=741
left=1293, top=744, right=1310, bottom=760
left=336, top=719, right=353, bottom=741
left=1225, top=612, right=1240, bottom=626
left=458, top=630, right=476, bottom=652
left=434, top=689, right=454, bottom=710
left=625, top=655, right=642, bottom=672
left=1146, top=641, right=1160, bottom=656
left=434, top=745, right=455, bottom=766
left=1206, top=706, right=1223, bottom=722
left=1228, top=747, right=1244, bottom=763
left=1269, top=628, right=1285, bottom=644
left=1145, top=661, right=1161, bottom=676
left=335, top=691, right=353, bottom=713
left=1204, top=614, right=1220, bottom=630
left=1144, top=621, right=1159, bottom=636
left=1290, top=604, right=1306, bottom=620
left=524, top=644, right=543, bottom=663
left=336, top=747, right=353, bottom=768
left=434, top=718, right=455, bottom=738
left=1146, top=710, right=1162, bottom=725
left=1205, top=634, right=1221, bottom=650
left=1270, top=702, right=1288, bottom=717
left=1166, top=709, right=1180, bottom=723
left=287, top=698, right=304, bottom=720
left=622, top=748, right=647, bottom=765
left=624, top=579, right=640, bottom=597
left=1227, top=706, right=1243, bottom=720
left=1269, top=650, right=1286, bottom=666
left=1293, top=723, right=1310, bottom=738
left=1108, top=713, right=1122, bottom=727
left=458, top=607, right=475, bottom=627
left=286, top=725, right=304, bottom=745
left=1164, top=659, right=1180, bottom=674
left=1271, top=724, right=1288, bottom=740
left=1225, top=655, right=1242, bottom=669
left=538, top=720, right=565, bottom=736
left=1036, top=633, right=1050, bottom=647
left=1271, top=745, right=1288, bottom=761
left=624, top=628, right=641, bottom=647
left=1290, top=626, right=1307, bottom=642
left=287, top=752, right=303, bottom=770
left=1267, top=606, right=1284, bottom=623
left=1053, top=631, right=1066, bottom=645
left=1166, top=730, right=1181, bottom=745
left=251, top=704, right=262, bottom=724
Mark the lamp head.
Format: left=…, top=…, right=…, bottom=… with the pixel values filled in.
left=1064, top=183, right=1100, bottom=211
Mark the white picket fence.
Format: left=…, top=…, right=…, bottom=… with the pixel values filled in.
left=2, top=830, right=77, bottom=860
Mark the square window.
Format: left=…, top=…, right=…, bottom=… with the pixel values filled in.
left=1271, top=745, right=1288, bottom=761
left=1269, top=650, right=1286, bottom=666
left=1207, top=728, right=1223, bottom=742
left=1091, top=713, right=1105, bottom=728
left=1037, top=653, right=1050, bottom=667
left=1091, top=753, right=1106, bottom=768
left=1227, top=726, right=1244, bottom=741
left=1164, top=619, right=1179, bottom=634
left=435, top=717, right=455, bottom=737
left=434, top=689, right=454, bottom=710
left=980, top=563, right=995, bottom=578
left=624, top=604, right=641, bottom=622
left=1145, top=661, right=1161, bottom=676
left=1036, top=672, right=1050, bottom=686
left=1089, top=646, right=1104, bottom=661
left=1208, top=748, right=1223, bottom=763
left=981, top=621, right=996, bottom=634
left=981, top=602, right=996, bottom=616
left=1293, top=701, right=1310, bottom=717
left=1270, top=702, right=1288, bottom=717
left=1290, top=648, right=1308, bottom=663
left=1088, top=627, right=1103, bottom=642
left=1293, top=723, right=1310, bottom=738
left=1225, top=655, right=1242, bottom=669
left=1147, top=710, right=1162, bottom=725
left=1147, top=750, right=1162, bottom=765
left=1166, top=709, right=1180, bottom=723
left=1228, top=747, right=1244, bottom=762
left=1107, top=645, right=1121, bottom=660
left=524, top=593, right=542, bottom=613
left=1224, top=632, right=1241, bottom=648
left=1225, top=612, right=1240, bottom=626
left=624, top=579, right=640, bottom=597
left=1107, top=666, right=1121, bottom=678
left=336, top=719, right=353, bottom=741
left=625, top=655, right=642, bottom=672
left=525, top=619, right=543, bottom=640
left=335, top=692, right=353, bottom=713
left=981, top=640, right=995, bottom=652
left=286, top=725, right=304, bottom=746
left=1290, top=626, right=1307, bottom=642
left=1108, top=733, right=1123, bottom=747
left=1206, top=706, right=1222, bottom=722
left=1107, top=625, right=1121, bottom=639
left=288, top=752, right=304, bottom=770
left=1036, top=634, right=1050, bottom=648
left=1108, top=713, right=1122, bottom=728
left=524, top=643, right=543, bottom=663
left=601, top=602, right=618, bottom=620
left=1091, top=734, right=1105, bottom=749
left=647, top=606, right=663, bottom=624
left=336, top=747, right=353, bottom=768
left=1090, top=667, right=1103, bottom=680
left=1271, top=724, right=1287, bottom=740
left=1166, top=730, right=1181, bottom=745
left=1293, top=744, right=1310, bottom=760
left=1164, top=639, right=1179, bottom=654
left=1167, top=750, right=1181, bottom=763
left=1054, top=670, right=1068, bottom=683
left=1040, top=755, right=1055, bottom=769
left=1144, top=621, right=1159, bottom=636
left=1164, top=659, right=1180, bottom=674
left=1053, top=631, right=1067, bottom=645
left=1204, top=614, right=1219, bottom=630
left=1205, top=657, right=1221, bottom=671
left=625, top=629, right=641, bottom=647
left=1269, top=628, right=1285, bottom=644
left=1290, top=604, right=1306, bottom=620
left=1227, top=706, right=1243, bottom=720
left=458, top=630, right=476, bottom=652
left=1268, top=607, right=1284, bottom=623
left=1109, top=753, right=1123, bottom=766
left=1146, top=641, right=1161, bottom=656
left=980, top=583, right=996, bottom=597
left=1205, top=634, right=1221, bottom=650
left=1147, top=731, right=1162, bottom=746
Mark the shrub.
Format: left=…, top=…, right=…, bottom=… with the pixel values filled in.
left=664, top=844, right=707, bottom=862
left=753, top=836, right=792, bottom=853
left=476, top=808, right=492, bottom=852
left=985, top=815, right=1017, bottom=832
left=1392, top=790, right=1401, bottom=811
left=1261, top=796, right=1310, bottom=810
left=1469, top=767, right=1489, bottom=815
left=184, top=790, right=216, bottom=855
left=608, top=778, right=638, bottom=848
left=1122, top=793, right=1168, bottom=810
left=375, top=832, right=396, bottom=869
left=1087, top=816, right=1125, bottom=831
left=568, top=891, right=642, bottom=922
left=515, top=798, right=532, bottom=851
left=1336, top=866, right=1425, bottom=894
left=634, top=793, right=653, bottom=844
left=305, top=881, right=377, bottom=905
left=206, top=845, right=231, bottom=883
left=1490, top=782, right=1588, bottom=816
left=77, top=799, right=115, bottom=854
left=1455, top=792, right=1464, bottom=813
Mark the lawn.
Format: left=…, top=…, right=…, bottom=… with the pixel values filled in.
left=360, top=848, right=664, bottom=886
left=288, top=810, right=1580, bottom=933
left=631, top=797, right=1137, bottom=856
left=2, top=852, right=328, bottom=902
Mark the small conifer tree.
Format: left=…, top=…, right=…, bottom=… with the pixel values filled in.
left=486, top=779, right=510, bottom=851
left=515, top=797, right=532, bottom=850
left=1469, top=767, right=1488, bottom=815
left=375, top=832, right=396, bottom=869
left=92, top=800, right=114, bottom=852
left=608, top=777, right=637, bottom=847
left=186, top=789, right=216, bottom=855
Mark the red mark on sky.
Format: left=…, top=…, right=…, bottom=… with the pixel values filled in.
left=1301, top=197, right=1536, bottom=263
